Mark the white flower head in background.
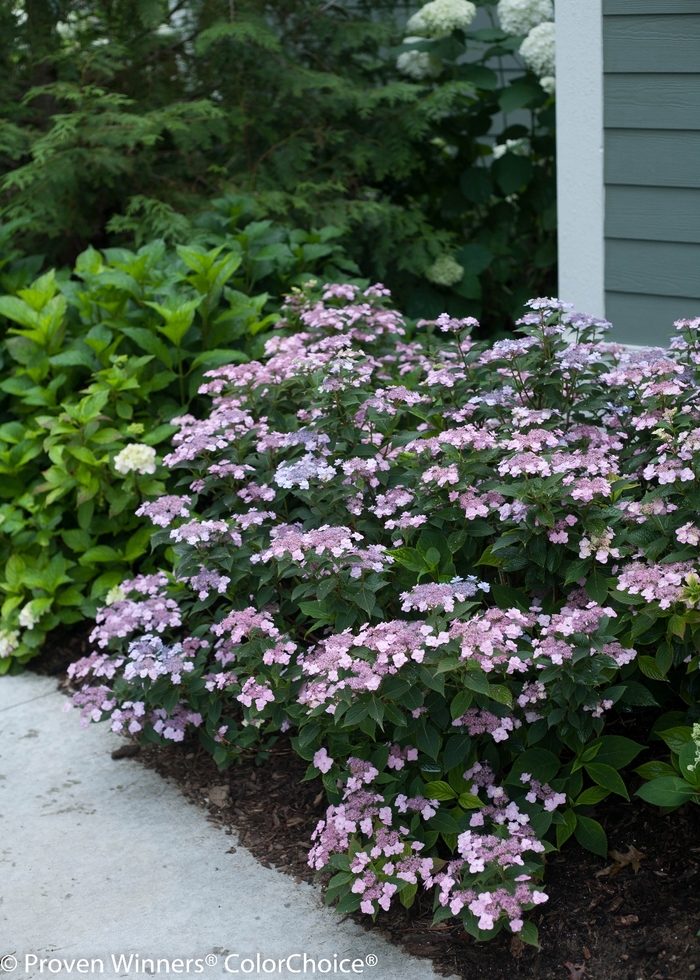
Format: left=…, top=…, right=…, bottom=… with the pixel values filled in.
left=105, top=585, right=127, bottom=606
left=397, top=49, right=444, bottom=80
left=497, top=0, right=553, bottom=37
left=426, top=255, right=465, bottom=287
left=539, top=75, right=555, bottom=96
left=0, top=628, right=20, bottom=658
left=114, top=443, right=157, bottom=476
left=492, top=137, right=532, bottom=160
left=519, top=20, right=555, bottom=78
left=407, top=0, right=477, bottom=38
left=18, top=603, right=39, bottom=630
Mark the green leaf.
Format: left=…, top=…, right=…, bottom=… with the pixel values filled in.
left=341, top=702, right=370, bottom=727
left=443, top=734, right=471, bottom=771
left=492, top=153, right=533, bottom=195
left=190, top=348, right=249, bottom=369
left=450, top=690, right=473, bottom=720
left=119, top=326, right=174, bottom=367
left=585, top=567, right=609, bottom=604
left=655, top=643, right=674, bottom=676
left=490, top=583, right=529, bottom=611
left=678, top=741, right=700, bottom=785
left=658, top=726, right=693, bottom=755
left=588, top=735, right=644, bottom=769
left=419, top=665, right=444, bottom=696
left=518, top=921, right=540, bottom=949
left=462, top=671, right=490, bottom=696
left=634, top=760, right=678, bottom=781
left=573, top=815, right=608, bottom=857
left=620, top=681, right=658, bottom=707
left=487, top=683, right=513, bottom=708
left=506, top=748, right=560, bottom=786
left=475, top=544, right=502, bottom=567
left=66, top=445, right=99, bottom=466
left=556, top=808, right=577, bottom=848
left=427, top=810, right=461, bottom=835
left=583, top=763, right=629, bottom=800
left=459, top=167, right=492, bottom=204
left=390, top=546, right=426, bottom=573
left=61, top=529, right=92, bottom=553
left=498, top=79, right=544, bottom=114
left=668, top=614, right=687, bottom=639
left=638, top=655, right=667, bottom=682
left=573, top=786, right=610, bottom=807
left=124, top=526, right=153, bottom=562
left=635, top=776, right=696, bottom=808
left=417, top=722, right=441, bottom=760
left=457, top=791, right=485, bottom=810
left=80, top=545, right=122, bottom=564
left=3, top=553, right=26, bottom=590
left=454, top=243, right=493, bottom=275
left=424, top=780, right=457, bottom=801
left=399, top=883, right=418, bottom=908
left=334, top=893, right=362, bottom=914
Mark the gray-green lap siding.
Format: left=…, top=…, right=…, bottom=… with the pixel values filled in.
left=602, top=2, right=700, bottom=344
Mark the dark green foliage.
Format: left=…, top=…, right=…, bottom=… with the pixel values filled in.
left=0, top=0, right=556, bottom=336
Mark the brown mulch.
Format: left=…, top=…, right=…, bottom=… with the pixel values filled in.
left=131, top=735, right=700, bottom=980
left=30, top=632, right=700, bottom=980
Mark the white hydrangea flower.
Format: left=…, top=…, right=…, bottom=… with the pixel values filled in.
left=689, top=721, right=700, bottom=772
left=426, top=255, right=465, bottom=287
left=519, top=21, right=555, bottom=78
left=105, top=585, right=126, bottom=606
left=540, top=75, right=555, bottom=95
left=0, top=628, right=20, bottom=658
left=397, top=50, right=443, bottom=80
left=407, top=0, right=477, bottom=38
left=492, top=137, right=532, bottom=160
left=18, top=603, right=39, bottom=630
left=113, top=443, right=157, bottom=476
left=497, top=0, right=553, bottom=37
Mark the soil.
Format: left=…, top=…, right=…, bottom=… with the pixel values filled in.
left=32, top=632, right=700, bottom=980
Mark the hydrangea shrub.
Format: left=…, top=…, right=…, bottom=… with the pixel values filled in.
left=66, top=285, right=700, bottom=945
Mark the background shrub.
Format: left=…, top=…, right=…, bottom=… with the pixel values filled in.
left=0, top=202, right=358, bottom=666
left=0, top=0, right=556, bottom=336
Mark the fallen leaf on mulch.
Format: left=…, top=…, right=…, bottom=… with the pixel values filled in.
left=595, top=845, right=646, bottom=878
left=510, top=935, right=525, bottom=960
left=208, top=785, right=230, bottom=807
left=564, top=962, right=586, bottom=980
left=614, top=915, right=639, bottom=927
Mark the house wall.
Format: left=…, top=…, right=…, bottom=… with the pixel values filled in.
left=603, top=0, right=700, bottom=345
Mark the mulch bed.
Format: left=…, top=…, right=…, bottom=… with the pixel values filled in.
left=32, top=632, right=700, bottom=980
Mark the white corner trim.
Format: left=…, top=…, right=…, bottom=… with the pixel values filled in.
left=555, top=0, right=605, bottom=318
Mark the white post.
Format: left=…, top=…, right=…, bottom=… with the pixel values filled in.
left=555, top=0, right=605, bottom=318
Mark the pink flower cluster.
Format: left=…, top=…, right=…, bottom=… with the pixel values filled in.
left=452, top=708, right=522, bottom=743
left=90, top=575, right=182, bottom=648
left=298, top=621, right=434, bottom=710
left=136, top=495, right=191, bottom=528
left=400, top=576, right=489, bottom=612
left=251, top=523, right=392, bottom=579
left=616, top=561, right=698, bottom=609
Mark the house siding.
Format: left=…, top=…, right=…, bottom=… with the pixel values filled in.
left=602, top=2, right=700, bottom=345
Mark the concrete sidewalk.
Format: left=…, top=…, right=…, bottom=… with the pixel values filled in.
left=0, top=674, right=449, bottom=980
